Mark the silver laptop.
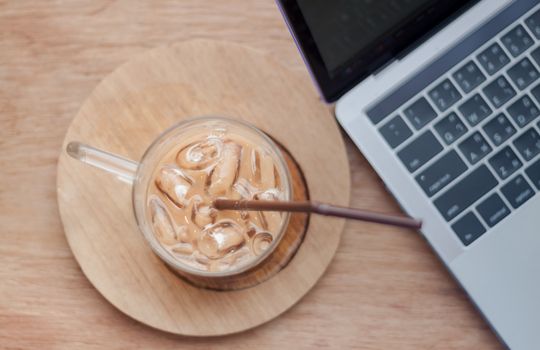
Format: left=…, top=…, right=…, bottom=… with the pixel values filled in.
left=277, top=0, right=540, bottom=348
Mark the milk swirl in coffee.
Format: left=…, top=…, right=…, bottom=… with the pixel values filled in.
left=147, top=127, right=286, bottom=273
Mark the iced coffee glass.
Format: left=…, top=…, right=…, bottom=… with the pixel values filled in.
left=67, top=117, right=292, bottom=278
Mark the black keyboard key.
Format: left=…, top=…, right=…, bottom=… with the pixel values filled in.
left=507, top=58, right=539, bottom=90
left=397, top=131, right=443, bottom=172
left=458, top=132, right=492, bottom=165
left=530, top=83, right=540, bottom=104
left=483, top=113, right=516, bottom=146
left=488, top=146, right=522, bottom=180
left=434, top=165, right=498, bottom=221
left=513, top=127, right=540, bottom=161
left=403, top=97, right=437, bottom=130
left=507, top=95, right=540, bottom=127
left=501, top=174, right=535, bottom=209
left=434, top=112, right=467, bottom=145
left=477, top=43, right=510, bottom=75
left=452, top=61, right=486, bottom=93
left=451, top=212, right=486, bottom=246
left=476, top=193, right=510, bottom=228
left=525, top=157, right=540, bottom=190
left=501, top=25, right=534, bottom=57
left=531, top=47, right=540, bottom=67
left=379, top=115, right=413, bottom=148
left=458, top=94, right=492, bottom=126
left=428, top=79, right=462, bottom=112
left=525, top=9, right=540, bottom=39
left=483, top=76, right=516, bottom=108
left=415, top=150, right=467, bottom=197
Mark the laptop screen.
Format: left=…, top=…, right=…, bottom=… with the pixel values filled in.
left=278, top=0, right=476, bottom=102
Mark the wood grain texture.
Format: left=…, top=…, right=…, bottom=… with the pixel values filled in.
left=0, top=0, right=501, bottom=348
left=57, top=40, right=338, bottom=335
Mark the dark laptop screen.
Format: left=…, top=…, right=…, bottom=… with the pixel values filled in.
left=279, top=0, right=476, bottom=102
left=298, top=0, right=435, bottom=75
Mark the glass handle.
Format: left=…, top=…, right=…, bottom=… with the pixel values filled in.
left=66, top=141, right=139, bottom=184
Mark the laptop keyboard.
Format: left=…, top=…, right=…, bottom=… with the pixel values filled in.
left=373, top=4, right=540, bottom=247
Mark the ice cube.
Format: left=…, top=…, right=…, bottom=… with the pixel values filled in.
left=176, top=224, right=189, bottom=243
left=233, top=177, right=258, bottom=199
left=216, top=246, right=251, bottom=270
left=149, top=197, right=179, bottom=245
left=254, top=188, right=282, bottom=201
left=190, top=199, right=217, bottom=228
left=253, top=187, right=284, bottom=235
left=250, top=210, right=281, bottom=234
left=208, top=142, right=241, bottom=196
left=259, top=151, right=276, bottom=188
left=155, top=165, right=193, bottom=208
left=197, top=219, right=245, bottom=259
left=193, top=251, right=211, bottom=267
left=176, top=137, right=223, bottom=171
left=251, top=231, right=273, bottom=256
left=171, top=242, right=194, bottom=255
left=250, top=149, right=261, bottom=182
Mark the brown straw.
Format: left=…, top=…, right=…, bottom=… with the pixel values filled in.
left=213, top=199, right=422, bottom=230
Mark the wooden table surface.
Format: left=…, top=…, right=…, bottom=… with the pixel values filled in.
left=0, top=1, right=502, bottom=349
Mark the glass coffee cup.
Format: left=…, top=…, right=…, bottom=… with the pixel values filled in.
left=66, top=116, right=292, bottom=279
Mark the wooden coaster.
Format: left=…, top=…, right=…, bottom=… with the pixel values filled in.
left=56, top=39, right=351, bottom=336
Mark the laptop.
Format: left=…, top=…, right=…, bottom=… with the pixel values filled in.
left=277, top=0, right=540, bottom=348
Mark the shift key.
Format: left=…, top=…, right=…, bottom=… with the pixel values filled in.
left=434, top=165, right=498, bottom=221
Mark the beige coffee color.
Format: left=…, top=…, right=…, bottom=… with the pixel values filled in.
left=148, top=130, right=287, bottom=273
left=56, top=40, right=351, bottom=336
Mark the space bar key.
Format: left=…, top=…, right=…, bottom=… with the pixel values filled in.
left=434, top=165, right=498, bottom=222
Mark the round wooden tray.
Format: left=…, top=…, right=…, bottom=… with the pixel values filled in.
left=56, top=39, right=350, bottom=336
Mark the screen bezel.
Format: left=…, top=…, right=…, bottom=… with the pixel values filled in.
left=277, top=0, right=477, bottom=102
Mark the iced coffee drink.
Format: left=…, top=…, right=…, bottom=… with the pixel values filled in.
left=146, top=123, right=289, bottom=274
